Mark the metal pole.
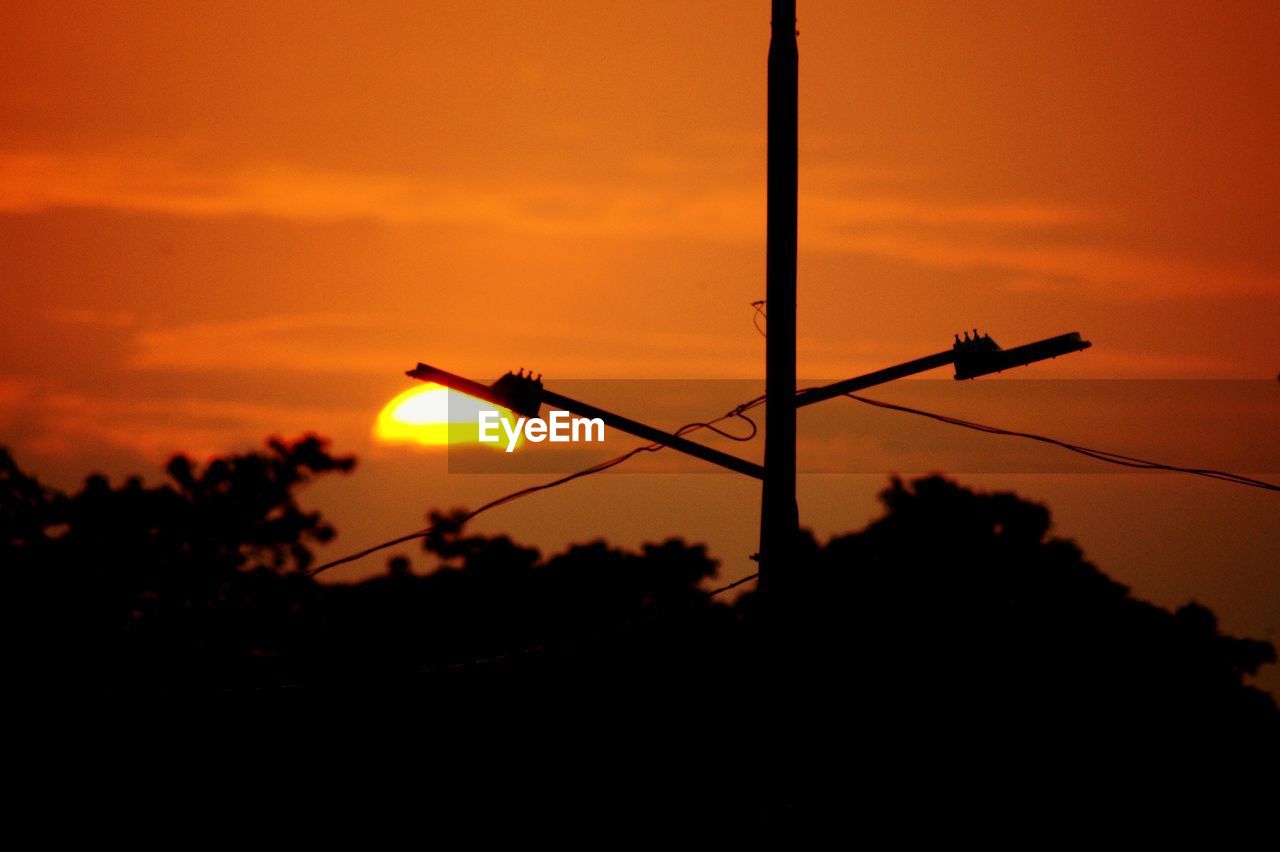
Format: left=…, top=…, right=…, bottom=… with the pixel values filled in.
left=760, top=0, right=798, bottom=607
left=795, top=351, right=957, bottom=408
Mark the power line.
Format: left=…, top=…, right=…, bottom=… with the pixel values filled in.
left=305, top=446, right=652, bottom=577
left=710, top=572, right=760, bottom=596
left=306, top=397, right=767, bottom=578
left=842, top=393, right=1280, bottom=493
left=751, top=299, right=767, bottom=339
left=314, top=379, right=1275, bottom=577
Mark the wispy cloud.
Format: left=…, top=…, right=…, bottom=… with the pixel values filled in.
left=44, top=308, right=137, bottom=328
left=0, top=380, right=367, bottom=464
left=814, top=232, right=1280, bottom=301
left=3, top=149, right=1277, bottom=301
left=127, top=313, right=397, bottom=374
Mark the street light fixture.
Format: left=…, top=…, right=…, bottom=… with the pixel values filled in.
left=407, top=328, right=1090, bottom=480
left=952, top=331, right=1092, bottom=381
left=407, top=362, right=767, bottom=480
left=795, top=330, right=1093, bottom=408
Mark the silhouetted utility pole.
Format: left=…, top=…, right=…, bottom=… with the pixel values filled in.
left=407, top=1, right=1091, bottom=639
left=760, top=0, right=799, bottom=613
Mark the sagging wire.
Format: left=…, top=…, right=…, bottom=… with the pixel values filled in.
left=751, top=299, right=767, bottom=339
left=307, top=394, right=768, bottom=578
left=843, top=393, right=1280, bottom=494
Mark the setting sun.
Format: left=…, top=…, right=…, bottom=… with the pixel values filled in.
left=374, top=383, right=518, bottom=448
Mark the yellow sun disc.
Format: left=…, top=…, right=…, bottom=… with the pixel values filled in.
left=374, top=384, right=518, bottom=449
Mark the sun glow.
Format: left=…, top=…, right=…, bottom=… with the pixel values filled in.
left=374, top=384, right=517, bottom=448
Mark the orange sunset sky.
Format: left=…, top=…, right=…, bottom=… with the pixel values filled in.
left=3, top=2, right=1278, bottom=690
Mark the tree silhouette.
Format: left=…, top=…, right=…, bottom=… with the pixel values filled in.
left=5, top=440, right=1276, bottom=755
left=312, top=509, right=732, bottom=684
left=9, top=436, right=355, bottom=687
left=770, top=476, right=1279, bottom=749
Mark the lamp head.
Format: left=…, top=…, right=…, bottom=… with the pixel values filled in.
left=491, top=370, right=544, bottom=418
left=953, top=331, right=1091, bottom=380
left=406, top=363, right=544, bottom=418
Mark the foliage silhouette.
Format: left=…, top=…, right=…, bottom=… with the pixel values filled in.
left=5, top=441, right=1276, bottom=754
left=761, top=476, right=1279, bottom=753
left=8, top=436, right=355, bottom=687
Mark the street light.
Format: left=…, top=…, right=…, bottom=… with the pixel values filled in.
left=795, top=330, right=1092, bottom=408
left=952, top=331, right=1092, bottom=381
left=406, top=363, right=766, bottom=480
left=406, top=328, right=1090, bottom=481
left=405, top=363, right=543, bottom=418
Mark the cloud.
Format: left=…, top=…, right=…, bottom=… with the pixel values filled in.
left=44, top=308, right=136, bottom=328
left=0, top=381, right=368, bottom=464
left=815, top=231, right=1280, bottom=301
left=126, top=313, right=399, bottom=374
left=3, top=149, right=1277, bottom=301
